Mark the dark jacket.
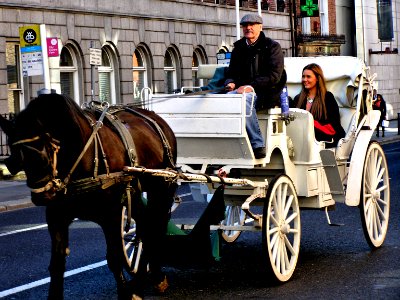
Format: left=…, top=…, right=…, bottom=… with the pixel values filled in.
left=224, top=31, right=286, bottom=110
left=373, top=98, right=387, bottom=123
left=294, top=91, right=345, bottom=146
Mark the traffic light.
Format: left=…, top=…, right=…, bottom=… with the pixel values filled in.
left=300, top=0, right=319, bottom=17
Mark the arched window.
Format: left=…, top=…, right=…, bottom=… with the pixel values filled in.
left=132, top=46, right=151, bottom=100
left=192, top=47, right=207, bottom=87
left=164, top=47, right=181, bottom=94
left=60, top=45, right=81, bottom=104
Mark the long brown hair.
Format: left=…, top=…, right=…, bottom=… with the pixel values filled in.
left=296, top=63, right=328, bottom=120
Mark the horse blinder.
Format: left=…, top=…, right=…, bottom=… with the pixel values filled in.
left=11, top=133, right=62, bottom=204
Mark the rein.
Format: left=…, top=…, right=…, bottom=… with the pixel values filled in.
left=61, top=102, right=110, bottom=190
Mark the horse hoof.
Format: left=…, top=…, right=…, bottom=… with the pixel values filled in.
left=154, top=275, right=169, bottom=293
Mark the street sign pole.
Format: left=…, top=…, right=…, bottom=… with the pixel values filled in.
left=90, top=41, right=95, bottom=102
left=89, top=43, right=101, bottom=102
left=235, top=0, right=240, bottom=40
left=40, top=24, right=50, bottom=90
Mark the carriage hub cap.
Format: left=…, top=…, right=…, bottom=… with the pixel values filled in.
left=279, top=220, right=290, bottom=236
left=372, top=190, right=380, bottom=201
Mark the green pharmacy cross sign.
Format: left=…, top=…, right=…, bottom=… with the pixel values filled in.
left=300, top=0, right=319, bottom=17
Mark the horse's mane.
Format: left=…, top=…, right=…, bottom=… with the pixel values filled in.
left=21, top=93, right=88, bottom=150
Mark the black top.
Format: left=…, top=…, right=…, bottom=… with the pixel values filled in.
left=373, top=98, right=387, bottom=122
left=294, top=91, right=346, bottom=146
left=224, top=32, right=286, bottom=109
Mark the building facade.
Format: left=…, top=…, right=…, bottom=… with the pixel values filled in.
left=292, top=0, right=399, bottom=119
left=336, top=0, right=399, bottom=119
left=1, top=0, right=292, bottom=114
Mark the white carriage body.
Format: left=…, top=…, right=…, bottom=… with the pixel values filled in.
left=121, top=57, right=390, bottom=283
left=148, top=56, right=380, bottom=210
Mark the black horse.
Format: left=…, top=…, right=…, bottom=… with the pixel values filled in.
left=0, top=93, right=177, bottom=299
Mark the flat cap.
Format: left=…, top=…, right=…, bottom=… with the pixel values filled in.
left=240, top=14, right=263, bottom=25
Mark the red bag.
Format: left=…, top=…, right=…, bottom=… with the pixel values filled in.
left=314, top=120, right=336, bottom=136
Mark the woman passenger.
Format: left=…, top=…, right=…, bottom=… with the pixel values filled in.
left=293, top=63, right=345, bottom=147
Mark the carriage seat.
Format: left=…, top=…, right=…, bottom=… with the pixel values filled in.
left=339, top=107, right=356, bottom=136
left=197, top=64, right=222, bottom=79
left=286, top=109, right=325, bottom=164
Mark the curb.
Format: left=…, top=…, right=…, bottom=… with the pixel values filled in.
left=0, top=198, right=34, bottom=212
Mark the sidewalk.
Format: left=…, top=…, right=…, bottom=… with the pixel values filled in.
left=0, top=119, right=399, bottom=213
left=372, top=119, right=400, bottom=145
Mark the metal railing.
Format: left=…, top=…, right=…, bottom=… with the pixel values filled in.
left=0, top=113, right=14, bottom=160
left=297, top=33, right=346, bottom=44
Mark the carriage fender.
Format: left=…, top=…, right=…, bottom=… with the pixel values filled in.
left=345, top=111, right=380, bottom=206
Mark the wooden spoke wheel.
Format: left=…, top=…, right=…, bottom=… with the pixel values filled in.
left=262, top=174, right=301, bottom=282
left=121, top=205, right=141, bottom=274
left=221, top=205, right=246, bottom=243
left=360, top=142, right=390, bottom=248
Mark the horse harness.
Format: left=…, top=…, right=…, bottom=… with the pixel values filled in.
left=14, top=102, right=176, bottom=200
left=66, top=102, right=176, bottom=193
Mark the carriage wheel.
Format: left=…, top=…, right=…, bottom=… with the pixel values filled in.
left=360, top=142, right=390, bottom=248
left=262, top=174, right=301, bottom=282
left=121, top=205, right=141, bottom=274
left=221, top=205, right=246, bottom=243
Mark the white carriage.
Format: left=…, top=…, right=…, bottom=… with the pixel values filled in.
left=125, top=56, right=390, bottom=282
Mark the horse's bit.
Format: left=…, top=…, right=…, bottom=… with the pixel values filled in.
left=12, top=134, right=62, bottom=193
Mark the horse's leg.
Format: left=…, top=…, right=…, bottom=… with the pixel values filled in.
left=46, top=205, right=72, bottom=300
left=123, top=190, right=148, bottom=299
left=142, top=179, right=176, bottom=292
left=99, top=195, right=139, bottom=300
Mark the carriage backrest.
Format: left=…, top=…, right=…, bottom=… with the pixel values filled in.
left=285, top=56, right=367, bottom=137
left=197, top=64, right=223, bottom=79
left=285, top=56, right=365, bottom=108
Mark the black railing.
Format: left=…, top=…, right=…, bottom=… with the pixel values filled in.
left=0, top=113, right=14, bottom=159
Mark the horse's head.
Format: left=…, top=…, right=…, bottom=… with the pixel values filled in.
left=0, top=94, right=85, bottom=205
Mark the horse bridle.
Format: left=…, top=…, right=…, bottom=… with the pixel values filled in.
left=12, top=134, right=63, bottom=193
left=12, top=102, right=110, bottom=195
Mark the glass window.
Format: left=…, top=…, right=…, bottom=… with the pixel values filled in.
left=132, top=48, right=148, bottom=100
left=98, top=48, right=116, bottom=104
left=59, top=47, right=77, bottom=102
left=277, top=0, right=286, bottom=12
left=6, top=42, right=23, bottom=113
left=377, top=0, right=394, bottom=41
left=164, top=49, right=177, bottom=94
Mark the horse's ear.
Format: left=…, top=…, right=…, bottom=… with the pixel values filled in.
left=0, top=114, right=15, bottom=137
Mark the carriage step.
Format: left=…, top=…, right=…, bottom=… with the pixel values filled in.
left=325, top=207, right=344, bottom=226
left=320, top=149, right=345, bottom=201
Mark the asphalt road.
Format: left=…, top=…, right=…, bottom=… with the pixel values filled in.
left=0, top=142, right=399, bottom=299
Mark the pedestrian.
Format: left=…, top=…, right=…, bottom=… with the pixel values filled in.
left=224, top=13, right=286, bottom=159
left=293, top=63, right=345, bottom=147
left=373, top=93, right=387, bottom=137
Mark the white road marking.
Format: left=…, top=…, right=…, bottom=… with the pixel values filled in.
left=0, top=224, right=48, bottom=237
left=0, top=218, right=82, bottom=237
left=0, top=260, right=107, bottom=297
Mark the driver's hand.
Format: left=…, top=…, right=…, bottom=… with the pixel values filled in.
left=225, top=82, right=235, bottom=92
left=237, top=85, right=253, bottom=94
